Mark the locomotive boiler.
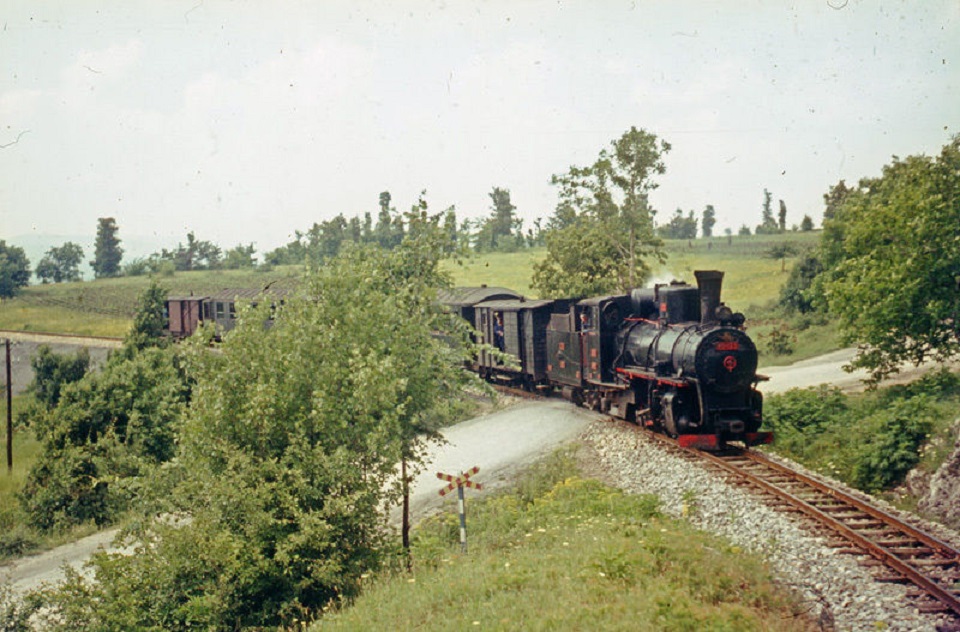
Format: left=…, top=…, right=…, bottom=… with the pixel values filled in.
left=612, top=271, right=768, bottom=449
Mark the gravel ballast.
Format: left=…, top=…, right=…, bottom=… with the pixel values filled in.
left=580, top=419, right=959, bottom=632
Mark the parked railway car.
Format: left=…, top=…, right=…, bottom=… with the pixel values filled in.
left=164, top=288, right=289, bottom=339
left=440, top=270, right=770, bottom=450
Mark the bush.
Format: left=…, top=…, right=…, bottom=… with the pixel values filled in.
left=766, top=380, right=940, bottom=493
left=778, top=251, right=823, bottom=314
left=20, top=347, right=188, bottom=532
left=18, top=445, right=114, bottom=532
left=852, top=398, right=934, bottom=492
left=763, top=385, right=847, bottom=433
left=28, top=345, right=90, bottom=409
left=761, top=325, right=795, bottom=356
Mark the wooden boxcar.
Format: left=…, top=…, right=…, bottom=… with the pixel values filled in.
left=473, top=298, right=563, bottom=387
left=164, top=288, right=289, bottom=339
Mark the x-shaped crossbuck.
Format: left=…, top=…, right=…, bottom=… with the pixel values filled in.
left=436, top=466, right=483, bottom=496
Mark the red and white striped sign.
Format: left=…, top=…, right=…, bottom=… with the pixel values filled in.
left=437, top=466, right=483, bottom=496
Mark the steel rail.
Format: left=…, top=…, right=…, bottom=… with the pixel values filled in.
left=678, top=442, right=960, bottom=617
left=741, top=449, right=960, bottom=560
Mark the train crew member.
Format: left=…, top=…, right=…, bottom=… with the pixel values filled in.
left=494, top=314, right=505, bottom=351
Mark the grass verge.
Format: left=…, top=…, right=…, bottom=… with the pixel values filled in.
left=0, top=394, right=42, bottom=558
left=317, top=449, right=812, bottom=631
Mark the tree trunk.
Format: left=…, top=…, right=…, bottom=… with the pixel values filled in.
left=401, top=456, right=411, bottom=563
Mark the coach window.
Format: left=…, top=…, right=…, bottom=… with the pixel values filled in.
left=216, top=302, right=225, bottom=319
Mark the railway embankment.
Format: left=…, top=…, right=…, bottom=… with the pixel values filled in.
left=909, top=419, right=960, bottom=530
left=583, top=420, right=960, bottom=632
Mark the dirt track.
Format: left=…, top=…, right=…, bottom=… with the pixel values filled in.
left=1, top=331, right=119, bottom=396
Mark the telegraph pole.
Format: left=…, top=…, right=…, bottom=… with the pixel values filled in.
left=5, top=338, right=12, bottom=472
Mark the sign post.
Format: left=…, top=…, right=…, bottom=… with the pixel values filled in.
left=436, top=466, right=483, bottom=553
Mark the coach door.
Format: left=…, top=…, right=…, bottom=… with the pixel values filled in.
left=580, top=306, right=602, bottom=382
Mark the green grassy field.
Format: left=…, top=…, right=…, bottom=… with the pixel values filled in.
left=659, top=232, right=820, bottom=312
left=0, top=266, right=303, bottom=338
left=445, top=232, right=820, bottom=311
left=318, top=449, right=811, bottom=631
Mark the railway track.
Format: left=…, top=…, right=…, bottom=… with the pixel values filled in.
left=642, top=430, right=960, bottom=619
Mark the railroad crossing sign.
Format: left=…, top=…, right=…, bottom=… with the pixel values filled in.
left=436, top=465, right=483, bottom=496
left=436, top=466, right=483, bottom=553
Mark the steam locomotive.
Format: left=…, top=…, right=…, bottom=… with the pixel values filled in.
left=440, top=270, right=771, bottom=450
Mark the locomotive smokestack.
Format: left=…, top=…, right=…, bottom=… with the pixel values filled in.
left=694, top=270, right=724, bottom=325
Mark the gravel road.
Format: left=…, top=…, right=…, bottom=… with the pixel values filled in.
left=1, top=331, right=119, bottom=396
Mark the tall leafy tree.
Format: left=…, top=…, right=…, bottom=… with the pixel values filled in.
left=33, top=216, right=476, bottom=628
left=124, top=280, right=170, bottom=353
left=36, top=242, right=84, bottom=283
left=701, top=204, right=717, bottom=238
left=223, top=243, right=257, bottom=269
left=160, top=231, right=222, bottom=271
left=755, top=189, right=779, bottom=235
left=800, top=214, right=815, bottom=231
left=532, top=126, right=668, bottom=297
left=91, top=217, right=123, bottom=278
left=0, top=240, right=31, bottom=297
left=816, top=138, right=960, bottom=381
left=375, top=190, right=402, bottom=249
left=778, top=199, right=788, bottom=232
left=658, top=208, right=698, bottom=239
left=475, top=187, right=521, bottom=252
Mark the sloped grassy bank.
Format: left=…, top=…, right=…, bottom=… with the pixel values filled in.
left=317, top=450, right=812, bottom=631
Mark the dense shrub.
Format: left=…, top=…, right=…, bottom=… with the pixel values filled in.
left=765, top=377, right=946, bottom=493
left=851, top=398, right=933, bottom=492
left=762, top=385, right=847, bottom=433
left=777, top=251, right=823, bottom=313
left=20, top=347, right=188, bottom=531
left=28, top=345, right=90, bottom=409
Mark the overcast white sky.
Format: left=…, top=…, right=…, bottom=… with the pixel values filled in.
left=2, top=1, right=958, bottom=258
